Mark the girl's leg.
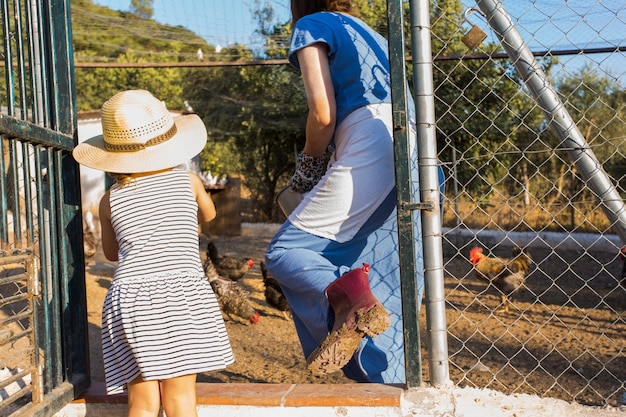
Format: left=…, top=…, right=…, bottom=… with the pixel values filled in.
left=160, top=374, right=198, bottom=417
left=126, top=376, right=160, bottom=417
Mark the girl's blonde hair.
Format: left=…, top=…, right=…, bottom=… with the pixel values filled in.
left=110, top=173, right=134, bottom=187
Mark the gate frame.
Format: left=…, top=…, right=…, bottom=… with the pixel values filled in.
left=0, top=1, right=89, bottom=416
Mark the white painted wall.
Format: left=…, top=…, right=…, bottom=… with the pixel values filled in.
left=76, top=113, right=106, bottom=216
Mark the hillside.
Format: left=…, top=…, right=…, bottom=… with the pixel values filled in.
left=70, top=0, right=213, bottom=63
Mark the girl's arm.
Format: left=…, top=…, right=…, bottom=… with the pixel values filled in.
left=189, top=172, right=217, bottom=224
left=98, top=191, right=119, bottom=261
left=297, top=43, right=336, bottom=157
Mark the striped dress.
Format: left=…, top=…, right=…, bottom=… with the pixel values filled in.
left=101, top=168, right=234, bottom=394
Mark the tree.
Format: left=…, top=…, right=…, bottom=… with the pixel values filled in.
left=428, top=0, right=555, bottom=202
left=182, top=44, right=307, bottom=221
left=130, top=0, right=153, bottom=19
left=182, top=3, right=306, bottom=222
left=556, top=65, right=626, bottom=202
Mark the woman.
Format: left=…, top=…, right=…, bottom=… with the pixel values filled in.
left=264, top=0, right=426, bottom=384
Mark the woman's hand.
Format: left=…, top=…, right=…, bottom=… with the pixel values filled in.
left=289, top=150, right=327, bottom=192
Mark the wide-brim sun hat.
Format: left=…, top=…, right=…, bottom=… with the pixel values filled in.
left=72, top=89, right=207, bottom=173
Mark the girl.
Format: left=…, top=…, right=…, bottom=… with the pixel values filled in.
left=73, top=89, right=234, bottom=417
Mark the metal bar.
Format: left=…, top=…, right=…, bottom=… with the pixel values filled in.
left=12, top=0, right=29, bottom=121
left=386, top=0, right=422, bottom=388
left=27, top=0, right=45, bottom=126
left=0, top=115, right=75, bottom=149
left=409, top=0, right=449, bottom=388
left=1, top=0, right=16, bottom=114
left=0, top=271, right=28, bottom=284
left=46, top=0, right=76, bottom=135
left=22, top=142, right=35, bottom=243
left=0, top=310, right=32, bottom=327
left=8, top=138, right=21, bottom=244
left=475, top=0, right=626, bottom=245
left=0, top=385, right=32, bottom=410
left=0, top=251, right=33, bottom=264
left=34, top=148, right=53, bottom=392
left=50, top=0, right=90, bottom=392
left=46, top=149, right=62, bottom=388
left=0, top=137, right=8, bottom=243
left=0, top=328, right=33, bottom=346
left=0, top=292, right=29, bottom=306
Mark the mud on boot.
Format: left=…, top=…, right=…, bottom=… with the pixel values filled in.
left=306, top=263, right=391, bottom=375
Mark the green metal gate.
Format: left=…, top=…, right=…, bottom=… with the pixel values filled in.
left=0, top=1, right=89, bottom=416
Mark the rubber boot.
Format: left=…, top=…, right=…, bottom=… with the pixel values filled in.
left=307, top=263, right=391, bottom=375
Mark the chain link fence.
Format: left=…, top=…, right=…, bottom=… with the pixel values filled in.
left=70, top=0, right=625, bottom=409
left=430, top=0, right=625, bottom=407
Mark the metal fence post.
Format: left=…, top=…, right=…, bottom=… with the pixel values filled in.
left=387, top=0, right=449, bottom=388
left=387, top=0, right=422, bottom=388
left=410, top=0, right=450, bottom=388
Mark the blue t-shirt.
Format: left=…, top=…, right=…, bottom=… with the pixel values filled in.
left=289, top=12, right=391, bottom=126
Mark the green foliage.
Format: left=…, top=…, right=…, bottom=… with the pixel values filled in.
left=556, top=64, right=626, bottom=196
left=71, top=0, right=209, bottom=110
left=75, top=53, right=187, bottom=110
left=182, top=60, right=306, bottom=221
left=71, top=0, right=205, bottom=63
left=131, top=0, right=154, bottom=19
left=70, top=0, right=625, bottom=223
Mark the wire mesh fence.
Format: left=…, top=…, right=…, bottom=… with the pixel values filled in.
left=72, top=0, right=625, bottom=408
left=430, top=0, right=625, bottom=407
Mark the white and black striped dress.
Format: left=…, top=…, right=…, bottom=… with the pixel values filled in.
left=101, top=169, right=234, bottom=394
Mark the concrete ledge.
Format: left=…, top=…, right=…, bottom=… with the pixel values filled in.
left=54, top=382, right=622, bottom=417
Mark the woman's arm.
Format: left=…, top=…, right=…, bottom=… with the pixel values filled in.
left=297, top=43, right=336, bottom=157
left=98, top=191, right=119, bottom=261
left=190, top=172, right=217, bottom=224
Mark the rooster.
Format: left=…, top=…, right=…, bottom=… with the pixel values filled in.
left=260, top=261, right=290, bottom=319
left=203, top=256, right=260, bottom=325
left=206, top=240, right=255, bottom=281
left=469, top=246, right=532, bottom=313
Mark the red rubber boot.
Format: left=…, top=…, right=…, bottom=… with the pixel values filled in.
left=306, top=263, right=391, bottom=375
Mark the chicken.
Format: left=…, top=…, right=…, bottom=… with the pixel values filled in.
left=206, top=240, right=255, bottom=281
left=260, top=261, right=290, bottom=319
left=203, top=256, right=260, bottom=325
left=469, top=246, right=532, bottom=313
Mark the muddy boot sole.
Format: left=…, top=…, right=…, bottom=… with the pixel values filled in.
left=306, top=303, right=391, bottom=376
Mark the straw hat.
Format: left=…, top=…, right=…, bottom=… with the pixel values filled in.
left=72, top=90, right=207, bottom=173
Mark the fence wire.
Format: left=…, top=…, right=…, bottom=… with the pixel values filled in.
left=70, top=0, right=625, bottom=409
left=430, top=0, right=625, bottom=407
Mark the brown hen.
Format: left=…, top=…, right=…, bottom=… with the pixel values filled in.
left=203, top=255, right=260, bottom=325
left=260, top=261, right=290, bottom=319
left=469, top=246, right=532, bottom=313
left=207, top=240, right=254, bottom=281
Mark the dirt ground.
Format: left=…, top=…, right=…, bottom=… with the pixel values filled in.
left=84, top=224, right=625, bottom=407
left=85, top=224, right=351, bottom=386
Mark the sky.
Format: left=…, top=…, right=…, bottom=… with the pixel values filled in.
left=92, top=0, right=625, bottom=83
left=93, top=0, right=292, bottom=51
